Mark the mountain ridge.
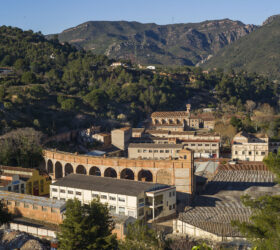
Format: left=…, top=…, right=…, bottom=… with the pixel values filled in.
left=47, top=19, right=257, bottom=66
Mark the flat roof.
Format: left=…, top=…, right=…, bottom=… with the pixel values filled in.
left=0, top=190, right=65, bottom=209
left=128, top=143, right=183, bottom=149
left=51, top=174, right=171, bottom=196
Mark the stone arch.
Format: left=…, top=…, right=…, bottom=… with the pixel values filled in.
left=154, top=119, right=159, bottom=124
left=54, top=161, right=63, bottom=179
left=76, top=165, right=87, bottom=175
left=65, top=163, right=73, bottom=176
left=161, top=119, right=166, bottom=124
left=169, top=119, right=173, bottom=124
left=47, top=160, right=53, bottom=173
left=104, top=167, right=117, bottom=178
left=89, top=166, right=101, bottom=176
left=120, top=168, right=135, bottom=180
left=156, top=169, right=172, bottom=185
left=138, top=169, right=153, bottom=182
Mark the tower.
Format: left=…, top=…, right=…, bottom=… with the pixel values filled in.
left=186, top=104, right=191, bottom=113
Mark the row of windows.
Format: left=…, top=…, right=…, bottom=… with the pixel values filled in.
left=234, top=151, right=266, bottom=156
left=169, top=191, right=176, bottom=197
left=169, top=204, right=176, bottom=210
left=186, top=144, right=217, bottom=147
left=109, top=205, right=125, bottom=215
left=137, top=149, right=179, bottom=153
left=7, top=201, right=57, bottom=213
left=52, top=188, right=81, bottom=196
left=52, top=189, right=126, bottom=202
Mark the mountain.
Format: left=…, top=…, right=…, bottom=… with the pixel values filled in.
left=48, top=20, right=256, bottom=66
left=203, top=15, right=280, bottom=79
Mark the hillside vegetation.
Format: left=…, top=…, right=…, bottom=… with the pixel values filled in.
left=0, top=26, right=278, bottom=137
left=203, top=15, right=280, bottom=79
left=48, top=19, right=256, bottom=66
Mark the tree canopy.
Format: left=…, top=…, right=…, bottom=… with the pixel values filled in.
left=57, top=198, right=117, bottom=250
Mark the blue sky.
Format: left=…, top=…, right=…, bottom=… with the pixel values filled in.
left=0, top=0, right=279, bottom=34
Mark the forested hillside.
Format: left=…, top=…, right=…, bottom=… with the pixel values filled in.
left=48, top=19, right=256, bottom=66
left=203, top=15, right=280, bottom=79
left=0, top=26, right=278, bottom=136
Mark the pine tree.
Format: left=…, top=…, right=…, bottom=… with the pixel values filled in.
left=58, top=198, right=117, bottom=250
left=232, top=151, right=280, bottom=249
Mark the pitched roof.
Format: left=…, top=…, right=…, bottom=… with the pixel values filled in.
left=51, top=174, right=171, bottom=196
left=151, top=111, right=189, bottom=118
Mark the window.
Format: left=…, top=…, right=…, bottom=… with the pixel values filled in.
left=42, top=206, right=47, bottom=211
left=261, top=152, right=266, bottom=155
left=21, top=184, right=24, bottom=189
left=13, top=185, right=19, bottom=192
left=8, top=186, right=11, bottom=191
left=51, top=208, right=57, bottom=213
left=60, top=189, right=66, bottom=193
left=169, top=192, right=172, bottom=197
left=166, top=201, right=168, bottom=206
left=53, top=197, right=57, bottom=200
left=109, top=205, right=116, bottom=213
left=198, top=144, right=202, bottom=146
left=119, top=207, right=125, bottom=215
left=60, top=198, right=66, bottom=201
left=33, top=204, right=38, bottom=210
left=160, top=150, right=164, bottom=153
left=68, top=190, right=74, bottom=194
left=24, top=203, right=29, bottom=208
left=249, top=151, right=252, bottom=155
left=101, top=195, right=107, bottom=200
left=137, top=149, right=142, bottom=153
left=176, top=150, right=180, bottom=153
left=165, top=150, right=169, bottom=153
left=169, top=205, right=172, bottom=210
left=212, top=144, right=217, bottom=147
left=235, top=151, right=238, bottom=155
left=173, top=204, right=176, bottom=209
left=242, top=151, right=245, bottom=155
left=76, top=191, right=82, bottom=196
left=128, top=210, right=135, bottom=217
left=139, top=198, right=144, bottom=203
left=92, top=193, right=99, bottom=198
left=149, top=150, right=152, bottom=153
left=15, top=201, right=20, bottom=207
left=173, top=191, right=175, bottom=196
left=109, top=196, right=116, bottom=201
left=191, top=144, right=195, bottom=146
left=40, top=180, right=44, bottom=193
left=7, top=201, right=12, bottom=205
left=154, top=150, right=158, bottom=153
left=256, top=151, right=259, bottom=155
left=139, top=208, right=144, bottom=216
left=118, top=197, right=125, bottom=202
left=143, top=149, right=147, bottom=153
left=205, top=144, right=209, bottom=147
left=52, top=188, right=58, bottom=192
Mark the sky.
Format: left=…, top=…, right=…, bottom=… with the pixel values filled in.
left=0, top=0, right=280, bottom=34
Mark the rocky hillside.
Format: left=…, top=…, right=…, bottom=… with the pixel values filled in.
left=48, top=19, right=256, bottom=66
left=203, top=15, right=280, bottom=79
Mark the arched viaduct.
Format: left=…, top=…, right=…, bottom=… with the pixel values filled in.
left=43, top=149, right=195, bottom=194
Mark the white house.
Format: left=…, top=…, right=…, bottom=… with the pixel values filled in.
left=50, top=174, right=176, bottom=220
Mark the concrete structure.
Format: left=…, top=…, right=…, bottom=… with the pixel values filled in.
left=111, top=127, right=132, bottom=150
left=173, top=162, right=276, bottom=244
left=50, top=174, right=176, bottom=221
left=0, top=174, right=26, bottom=193
left=92, top=133, right=111, bottom=146
left=0, top=166, right=51, bottom=196
left=128, top=143, right=183, bottom=160
left=150, top=105, right=215, bottom=131
left=232, top=132, right=269, bottom=161
left=0, top=190, right=65, bottom=225
left=43, top=149, right=195, bottom=197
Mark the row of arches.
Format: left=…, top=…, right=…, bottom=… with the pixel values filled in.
left=47, top=160, right=153, bottom=182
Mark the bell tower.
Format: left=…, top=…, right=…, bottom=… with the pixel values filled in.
left=186, top=104, right=191, bottom=113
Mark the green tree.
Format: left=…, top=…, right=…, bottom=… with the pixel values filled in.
left=0, top=128, right=43, bottom=168
left=58, top=198, right=117, bottom=250
left=61, top=98, right=76, bottom=111
left=232, top=151, right=280, bottom=249
left=0, top=201, right=12, bottom=226
left=83, top=89, right=108, bottom=111
left=21, top=71, right=36, bottom=84
left=119, top=220, right=163, bottom=250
